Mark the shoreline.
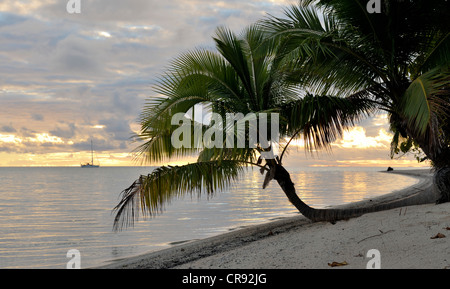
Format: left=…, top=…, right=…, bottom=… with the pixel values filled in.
left=96, top=168, right=449, bottom=269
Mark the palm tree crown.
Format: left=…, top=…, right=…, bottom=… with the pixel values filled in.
left=262, top=0, right=449, bottom=201
left=263, top=0, right=449, bottom=163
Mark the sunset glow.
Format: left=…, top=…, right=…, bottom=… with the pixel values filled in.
left=0, top=1, right=429, bottom=168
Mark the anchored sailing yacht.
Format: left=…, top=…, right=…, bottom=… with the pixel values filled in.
left=81, top=140, right=100, bottom=168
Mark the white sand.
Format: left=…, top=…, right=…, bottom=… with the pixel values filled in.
left=175, top=202, right=450, bottom=269
left=97, top=169, right=450, bottom=269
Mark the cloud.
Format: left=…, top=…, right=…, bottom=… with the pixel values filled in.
left=50, top=122, right=77, bottom=139
left=280, top=114, right=411, bottom=167
left=1, top=124, right=16, bottom=133
left=0, top=12, right=27, bottom=27
left=334, top=126, right=392, bottom=149
left=52, top=35, right=103, bottom=74
left=3, top=0, right=422, bottom=168
left=99, top=117, right=135, bottom=142
left=31, top=113, right=44, bottom=121
left=0, top=130, right=71, bottom=154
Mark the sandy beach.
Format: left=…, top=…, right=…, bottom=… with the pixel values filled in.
left=97, top=169, right=450, bottom=269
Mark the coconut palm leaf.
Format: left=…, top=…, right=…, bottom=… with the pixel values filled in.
left=401, top=66, right=450, bottom=137
left=133, top=117, right=208, bottom=164
left=413, top=33, right=450, bottom=77
left=113, top=160, right=246, bottom=231
left=279, top=93, right=375, bottom=157
left=261, top=3, right=388, bottom=97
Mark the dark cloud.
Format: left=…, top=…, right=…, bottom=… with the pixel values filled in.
left=31, top=114, right=44, bottom=121
left=19, top=127, right=37, bottom=138
left=99, top=117, right=135, bottom=141
left=72, top=137, right=120, bottom=152
left=50, top=122, right=76, bottom=139
left=51, top=35, right=105, bottom=74
left=1, top=124, right=16, bottom=133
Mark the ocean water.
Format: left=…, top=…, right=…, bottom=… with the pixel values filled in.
left=0, top=166, right=419, bottom=269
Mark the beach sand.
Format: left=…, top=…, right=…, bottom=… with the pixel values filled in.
left=97, top=169, right=450, bottom=269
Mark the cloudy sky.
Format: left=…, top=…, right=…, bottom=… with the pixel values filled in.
left=0, top=0, right=428, bottom=168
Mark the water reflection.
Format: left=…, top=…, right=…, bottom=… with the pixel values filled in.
left=0, top=167, right=419, bottom=268
left=342, top=171, right=368, bottom=203
left=285, top=169, right=418, bottom=208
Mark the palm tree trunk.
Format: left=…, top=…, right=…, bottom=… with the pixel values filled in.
left=273, top=164, right=365, bottom=222
left=272, top=164, right=432, bottom=223
left=434, top=166, right=450, bottom=204
left=408, top=129, right=450, bottom=204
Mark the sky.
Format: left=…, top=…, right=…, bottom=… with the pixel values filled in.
left=0, top=0, right=429, bottom=168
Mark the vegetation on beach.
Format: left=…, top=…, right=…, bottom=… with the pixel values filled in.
left=113, top=0, right=449, bottom=230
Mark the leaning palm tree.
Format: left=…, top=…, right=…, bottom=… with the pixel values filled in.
left=113, top=25, right=375, bottom=230
left=262, top=0, right=450, bottom=203
left=113, top=0, right=449, bottom=230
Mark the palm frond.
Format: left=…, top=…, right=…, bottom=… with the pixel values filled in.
left=261, top=3, right=387, bottom=96
left=402, top=66, right=450, bottom=137
left=113, top=160, right=246, bottom=231
left=280, top=93, right=375, bottom=154
left=135, top=109, right=211, bottom=163
left=412, top=32, right=450, bottom=78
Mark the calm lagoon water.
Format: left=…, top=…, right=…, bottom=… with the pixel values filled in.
left=0, top=166, right=419, bottom=268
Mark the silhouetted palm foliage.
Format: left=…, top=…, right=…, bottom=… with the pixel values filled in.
left=262, top=0, right=449, bottom=199
left=113, top=0, right=449, bottom=230
left=113, top=23, right=373, bottom=230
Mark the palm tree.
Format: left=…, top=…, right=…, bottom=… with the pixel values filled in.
left=261, top=0, right=450, bottom=203
left=113, top=0, right=449, bottom=230
left=112, top=25, right=376, bottom=230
